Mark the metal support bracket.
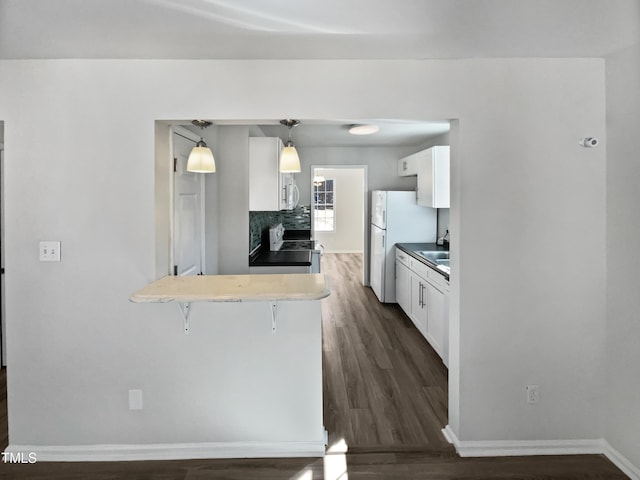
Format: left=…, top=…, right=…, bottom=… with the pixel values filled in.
left=177, top=302, right=192, bottom=335
left=270, top=301, right=278, bottom=334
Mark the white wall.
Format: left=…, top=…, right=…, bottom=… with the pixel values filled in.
left=154, top=121, right=172, bottom=278
left=313, top=168, right=364, bottom=253
left=437, top=209, right=450, bottom=240
left=297, top=146, right=417, bottom=202
left=605, top=42, right=640, bottom=472
left=0, top=59, right=610, bottom=453
left=0, top=138, right=4, bottom=366
left=215, top=126, right=250, bottom=274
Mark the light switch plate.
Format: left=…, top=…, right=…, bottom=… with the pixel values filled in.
left=39, top=241, right=61, bottom=262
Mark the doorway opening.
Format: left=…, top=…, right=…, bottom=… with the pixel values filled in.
left=171, top=125, right=206, bottom=277
left=311, top=165, right=367, bottom=285
left=152, top=118, right=458, bottom=454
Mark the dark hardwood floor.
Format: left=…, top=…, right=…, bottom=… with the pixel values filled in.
left=321, top=253, right=450, bottom=452
left=0, top=254, right=628, bottom=478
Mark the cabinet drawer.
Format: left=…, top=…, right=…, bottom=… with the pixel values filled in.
left=427, top=268, right=448, bottom=290
left=409, top=257, right=430, bottom=280
left=409, top=257, right=449, bottom=292
left=396, top=248, right=411, bottom=267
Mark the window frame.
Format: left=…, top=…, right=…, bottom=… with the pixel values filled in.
left=313, top=177, right=336, bottom=232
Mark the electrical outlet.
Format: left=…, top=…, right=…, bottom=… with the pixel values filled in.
left=128, top=389, right=143, bottom=410
left=526, top=384, right=539, bottom=405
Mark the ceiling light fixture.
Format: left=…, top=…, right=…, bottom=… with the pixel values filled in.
left=349, top=124, right=380, bottom=135
left=279, top=119, right=301, bottom=173
left=187, top=120, right=216, bottom=173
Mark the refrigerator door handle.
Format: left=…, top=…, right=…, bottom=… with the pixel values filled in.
left=382, top=234, right=385, bottom=247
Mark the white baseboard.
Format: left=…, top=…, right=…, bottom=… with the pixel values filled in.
left=604, top=441, right=640, bottom=480
left=442, top=425, right=639, bottom=479
left=4, top=440, right=326, bottom=462
left=442, top=425, right=603, bottom=457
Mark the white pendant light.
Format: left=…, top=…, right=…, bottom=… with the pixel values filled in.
left=279, top=119, right=301, bottom=173
left=187, top=120, right=216, bottom=173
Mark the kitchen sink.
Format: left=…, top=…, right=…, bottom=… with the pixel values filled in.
left=417, top=251, right=450, bottom=262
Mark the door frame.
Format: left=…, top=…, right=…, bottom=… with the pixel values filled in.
left=170, top=125, right=206, bottom=275
left=310, top=164, right=368, bottom=286
left=0, top=140, right=5, bottom=366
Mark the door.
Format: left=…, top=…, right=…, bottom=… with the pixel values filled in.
left=370, top=224, right=385, bottom=301
left=173, top=128, right=205, bottom=276
left=410, top=273, right=428, bottom=336
left=426, top=283, right=445, bottom=358
left=395, top=259, right=411, bottom=314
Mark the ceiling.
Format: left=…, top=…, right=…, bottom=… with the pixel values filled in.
left=0, top=0, right=639, bottom=60
left=182, top=119, right=449, bottom=148
left=252, top=119, right=449, bottom=148
left=3, top=1, right=638, bottom=147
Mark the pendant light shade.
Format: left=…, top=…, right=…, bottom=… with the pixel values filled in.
left=187, top=139, right=216, bottom=173
left=186, top=120, right=216, bottom=173
left=279, top=119, right=301, bottom=173
left=279, top=141, right=301, bottom=173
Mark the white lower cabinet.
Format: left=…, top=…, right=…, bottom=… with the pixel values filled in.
left=425, top=282, right=445, bottom=359
left=410, top=273, right=428, bottom=337
left=395, top=249, right=449, bottom=365
left=395, top=252, right=412, bottom=314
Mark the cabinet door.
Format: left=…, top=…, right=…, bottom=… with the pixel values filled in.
left=395, top=260, right=411, bottom=314
left=425, top=283, right=445, bottom=358
left=249, top=137, right=284, bottom=211
left=417, top=146, right=450, bottom=208
left=397, top=152, right=418, bottom=176
left=410, top=273, right=427, bottom=336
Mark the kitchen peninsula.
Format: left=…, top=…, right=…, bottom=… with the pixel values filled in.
left=129, top=273, right=330, bottom=459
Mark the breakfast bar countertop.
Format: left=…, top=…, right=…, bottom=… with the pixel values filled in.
left=130, top=273, right=330, bottom=303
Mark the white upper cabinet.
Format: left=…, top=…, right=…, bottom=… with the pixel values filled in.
left=249, top=137, right=286, bottom=211
left=417, top=146, right=450, bottom=208
left=397, top=150, right=422, bottom=176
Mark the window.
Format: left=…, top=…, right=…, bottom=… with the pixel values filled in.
left=313, top=178, right=335, bottom=231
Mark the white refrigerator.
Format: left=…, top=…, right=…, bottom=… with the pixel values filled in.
left=370, top=190, right=437, bottom=303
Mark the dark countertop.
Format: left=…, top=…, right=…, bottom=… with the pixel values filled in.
left=249, top=248, right=312, bottom=267
left=396, top=243, right=450, bottom=280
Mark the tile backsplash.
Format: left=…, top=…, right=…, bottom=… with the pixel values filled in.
left=249, top=205, right=311, bottom=252
left=281, top=205, right=311, bottom=230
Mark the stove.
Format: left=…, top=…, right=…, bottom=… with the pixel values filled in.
left=279, top=240, right=316, bottom=251
left=274, top=239, right=323, bottom=274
